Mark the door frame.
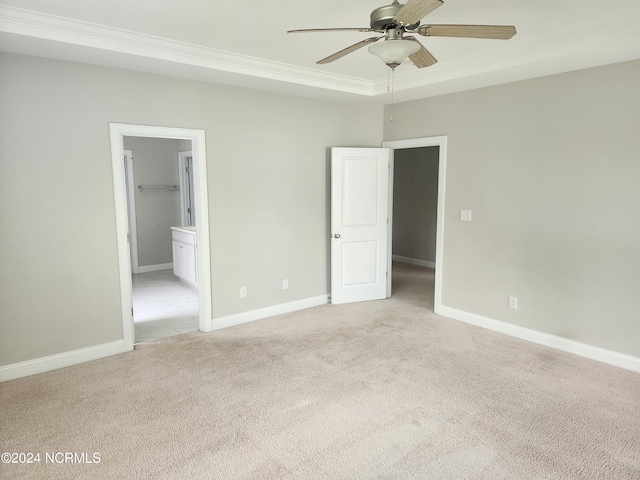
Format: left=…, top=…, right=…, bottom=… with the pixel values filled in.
left=382, top=136, right=447, bottom=314
left=109, top=124, right=213, bottom=352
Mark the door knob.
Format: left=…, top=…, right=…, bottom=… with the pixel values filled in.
left=333, top=233, right=341, bottom=238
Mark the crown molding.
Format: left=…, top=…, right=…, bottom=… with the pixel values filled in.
left=2, top=5, right=639, bottom=102
left=0, top=5, right=374, bottom=96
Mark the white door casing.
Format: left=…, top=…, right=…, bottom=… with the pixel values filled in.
left=331, top=147, right=390, bottom=304
left=382, top=136, right=447, bottom=313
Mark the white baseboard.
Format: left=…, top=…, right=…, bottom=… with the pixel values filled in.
left=0, top=340, right=126, bottom=382
left=8, top=300, right=635, bottom=381
left=137, top=263, right=173, bottom=273
left=437, top=305, right=640, bottom=373
left=211, top=295, right=329, bottom=331
left=1, top=296, right=328, bottom=381
left=392, top=255, right=436, bottom=269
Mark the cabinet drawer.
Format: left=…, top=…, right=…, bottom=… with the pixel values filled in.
left=171, top=229, right=196, bottom=246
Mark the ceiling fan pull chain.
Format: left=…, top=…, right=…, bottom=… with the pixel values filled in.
left=389, top=67, right=395, bottom=122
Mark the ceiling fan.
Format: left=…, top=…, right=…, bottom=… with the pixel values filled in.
left=288, top=0, right=516, bottom=70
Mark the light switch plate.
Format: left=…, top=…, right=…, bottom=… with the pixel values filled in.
left=461, top=209, right=472, bottom=222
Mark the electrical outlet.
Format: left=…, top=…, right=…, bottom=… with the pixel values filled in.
left=282, top=279, right=289, bottom=290
left=240, top=286, right=247, bottom=298
left=461, top=209, right=472, bottom=222
left=509, top=296, right=518, bottom=309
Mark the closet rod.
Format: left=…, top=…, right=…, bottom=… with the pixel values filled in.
left=138, top=185, right=179, bottom=192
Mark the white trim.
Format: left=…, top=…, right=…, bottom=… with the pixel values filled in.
left=392, top=255, right=435, bottom=269
left=137, top=263, right=173, bottom=273
left=438, top=305, right=640, bottom=373
left=211, top=295, right=329, bottom=331
left=3, top=5, right=640, bottom=102
left=387, top=148, right=395, bottom=297
left=110, top=123, right=213, bottom=355
left=0, top=341, right=126, bottom=382
left=0, top=5, right=371, bottom=97
left=382, top=136, right=447, bottom=313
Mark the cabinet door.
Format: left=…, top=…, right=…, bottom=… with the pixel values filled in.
left=172, top=241, right=187, bottom=279
left=184, top=243, right=197, bottom=286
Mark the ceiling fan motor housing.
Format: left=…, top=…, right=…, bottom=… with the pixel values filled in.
left=370, top=3, right=419, bottom=31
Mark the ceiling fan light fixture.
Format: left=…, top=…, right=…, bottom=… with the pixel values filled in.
left=368, top=39, right=420, bottom=69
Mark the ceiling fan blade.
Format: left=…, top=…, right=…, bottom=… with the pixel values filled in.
left=405, top=37, right=437, bottom=68
left=395, top=0, right=443, bottom=26
left=418, top=24, right=517, bottom=39
left=317, top=36, right=383, bottom=64
left=288, top=27, right=374, bottom=34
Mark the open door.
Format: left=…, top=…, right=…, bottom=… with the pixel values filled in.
left=331, top=147, right=390, bottom=304
left=178, top=150, right=195, bottom=226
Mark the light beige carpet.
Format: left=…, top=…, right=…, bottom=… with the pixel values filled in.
left=1, top=263, right=639, bottom=480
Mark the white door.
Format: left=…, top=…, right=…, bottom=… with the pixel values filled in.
left=331, top=147, right=390, bottom=304
left=123, top=150, right=140, bottom=274
left=178, top=151, right=195, bottom=226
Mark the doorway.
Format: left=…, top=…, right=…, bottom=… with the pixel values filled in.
left=392, top=146, right=439, bottom=269
left=110, top=124, right=212, bottom=352
left=123, top=137, right=198, bottom=343
left=383, top=136, right=447, bottom=314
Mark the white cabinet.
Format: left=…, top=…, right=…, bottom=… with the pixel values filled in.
left=171, top=227, right=197, bottom=287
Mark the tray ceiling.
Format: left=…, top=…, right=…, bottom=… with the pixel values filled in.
left=1, top=0, right=639, bottom=103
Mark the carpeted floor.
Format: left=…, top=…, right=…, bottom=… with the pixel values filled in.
left=1, top=263, right=639, bottom=479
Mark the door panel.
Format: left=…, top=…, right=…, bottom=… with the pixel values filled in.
left=342, top=158, right=380, bottom=226
left=331, top=147, right=389, bottom=304
left=342, top=241, right=378, bottom=285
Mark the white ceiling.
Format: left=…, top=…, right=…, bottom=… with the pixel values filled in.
left=1, top=0, right=640, bottom=103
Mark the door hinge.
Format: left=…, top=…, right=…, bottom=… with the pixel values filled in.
left=131, top=307, right=134, bottom=316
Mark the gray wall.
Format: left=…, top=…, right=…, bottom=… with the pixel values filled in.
left=384, top=59, right=640, bottom=358
left=0, top=52, right=383, bottom=366
left=123, top=136, right=181, bottom=267
left=392, top=147, right=439, bottom=263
